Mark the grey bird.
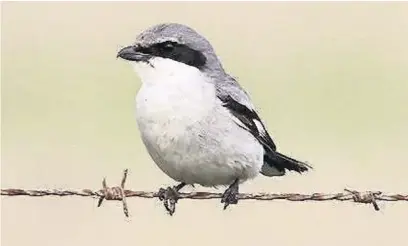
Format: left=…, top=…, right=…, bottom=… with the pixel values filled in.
left=117, top=23, right=311, bottom=214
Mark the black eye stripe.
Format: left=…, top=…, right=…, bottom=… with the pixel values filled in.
left=136, top=42, right=207, bottom=69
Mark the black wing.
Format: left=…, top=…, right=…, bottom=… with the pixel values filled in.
left=218, top=94, right=276, bottom=152
left=218, top=94, right=311, bottom=174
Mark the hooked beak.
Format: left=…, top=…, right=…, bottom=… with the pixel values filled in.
left=117, top=45, right=151, bottom=62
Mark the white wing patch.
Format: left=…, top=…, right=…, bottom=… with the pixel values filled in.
left=254, top=119, right=267, bottom=136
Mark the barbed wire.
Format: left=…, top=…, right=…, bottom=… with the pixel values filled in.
left=2, top=169, right=407, bottom=216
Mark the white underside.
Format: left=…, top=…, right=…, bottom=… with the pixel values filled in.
left=132, top=57, right=263, bottom=186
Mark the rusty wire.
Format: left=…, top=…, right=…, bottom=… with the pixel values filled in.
left=2, top=169, right=407, bottom=216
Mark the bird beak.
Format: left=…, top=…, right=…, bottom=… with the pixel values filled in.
left=117, top=45, right=150, bottom=62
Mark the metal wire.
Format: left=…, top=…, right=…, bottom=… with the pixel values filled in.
left=2, top=169, right=407, bottom=216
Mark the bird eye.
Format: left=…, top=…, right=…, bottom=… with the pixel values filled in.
left=132, top=45, right=141, bottom=52
left=162, top=42, right=175, bottom=51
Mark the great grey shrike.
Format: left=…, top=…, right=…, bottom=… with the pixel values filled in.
left=117, top=23, right=311, bottom=214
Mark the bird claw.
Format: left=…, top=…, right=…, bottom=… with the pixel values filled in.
left=158, top=186, right=180, bottom=215
left=221, top=180, right=239, bottom=210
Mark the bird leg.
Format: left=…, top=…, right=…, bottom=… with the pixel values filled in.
left=221, top=179, right=239, bottom=210
left=158, top=182, right=186, bottom=215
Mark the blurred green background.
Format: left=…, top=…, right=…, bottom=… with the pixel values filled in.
left=2, top=2, right=407, bottom=246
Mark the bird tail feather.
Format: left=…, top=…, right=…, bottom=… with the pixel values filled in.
left=261, top=151, right=312, bottom=177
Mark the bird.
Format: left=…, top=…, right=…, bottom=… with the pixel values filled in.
left=117, top=23, right=311, bottom=214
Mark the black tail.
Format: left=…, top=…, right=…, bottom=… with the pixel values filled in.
left=261, top=151, right=312, bottom=176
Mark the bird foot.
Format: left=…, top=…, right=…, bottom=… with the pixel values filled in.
left=158, top=183, right=185, bottom=215
left=221, top=179, right=239, bottom=210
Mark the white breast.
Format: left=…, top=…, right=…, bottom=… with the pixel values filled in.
left=134, top=57, right=216, bottom=138
left=134, top=57, right=217, bottom=176
left=130, top=57, right=263, bottom=186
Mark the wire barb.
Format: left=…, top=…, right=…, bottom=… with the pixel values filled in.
left=97, top=169, right=129, bottom=217
left=345, top=189, right=381, bottom=211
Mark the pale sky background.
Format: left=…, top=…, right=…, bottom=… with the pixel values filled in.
left=1, top=2, right=408, bottom=246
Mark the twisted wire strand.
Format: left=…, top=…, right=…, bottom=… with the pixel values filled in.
left=2, top=169, right=407, bottom=216
left=2, top=188, right=407, bottom=201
